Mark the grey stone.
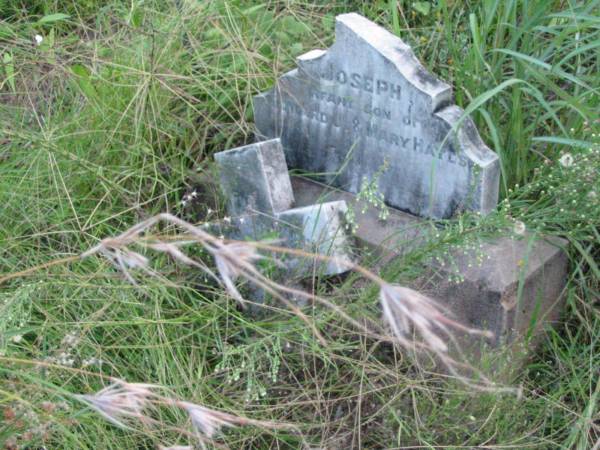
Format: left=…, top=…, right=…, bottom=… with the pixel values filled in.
left=426, top=235, right=568, bottom=348
left=291, top=176, right=568, bottom=348
left=213, top=140, right=353, bottom=277
left=214, top=139, right=294, bottom=217
left=291, top=176, right=424, bottom=254
left=203, top=201, right=353, bottom=277
left=276, top=200, right=352, bottom=275
left=254, top=13, right=500, bottom=219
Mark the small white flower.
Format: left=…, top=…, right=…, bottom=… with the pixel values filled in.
left=180, top=200, right=187, bottom=206
left=34, top=34, right=43, bottom=45
left=10, top=335, right=23, bottom=343
left=190, top=191, right=198, bottom=198
left=513, top=220, right=526, bottom=235
left=207, top=208, right=213, bottom=215
left=559, top=153, right=574, bottom=167
left=239, top=217, right=245, bottom=224
left=223, top=216, right=231, bottom=224
left=62, top=332, right=79, bottom=348
left=82, top=357, right=103, bottom=367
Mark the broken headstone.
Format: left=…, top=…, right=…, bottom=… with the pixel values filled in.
left=213, top=138, right=353, bottom=277
left=254, top=12, right=500, bottom=220
left=250, top=12, right=567, bottom=355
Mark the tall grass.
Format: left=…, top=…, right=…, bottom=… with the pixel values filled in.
left=0, top=1, right=598, bottom=448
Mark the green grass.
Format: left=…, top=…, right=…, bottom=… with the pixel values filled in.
left=0, top=1, right=598, bottom=448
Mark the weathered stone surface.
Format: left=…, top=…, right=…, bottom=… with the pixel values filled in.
left=426, top=235, right=568, bottom=347
left=254, top=13, right=500, bottom=219
left=291, top=176, right=424, bottom=254
left=203, top=201, right=353, bottom=277
left=214, top=139, right=294, bottom=217
left=291, top=176, right=568, bottom=347
left=214, top=140, right=353, bottom=277
left=277, top=201, right=352, bottom=275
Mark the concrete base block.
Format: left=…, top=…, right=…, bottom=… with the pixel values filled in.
left=292, top=176, right=569, bottom=348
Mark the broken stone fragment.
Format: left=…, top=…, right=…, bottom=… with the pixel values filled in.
left=213, top=139, right=354, bottom=277
left=254, top=13, right=500, bottom=219
left=214, top=139, right=294, bottom=217
left=202, top=200, right=353, bottom=277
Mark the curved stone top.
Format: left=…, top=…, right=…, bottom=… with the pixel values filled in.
left=334, top=13, right=452, bottom=112
left=254, top=13, right=500, bottom=219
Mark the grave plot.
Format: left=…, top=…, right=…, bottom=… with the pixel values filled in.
left=212, top=13, right=568, bottom=350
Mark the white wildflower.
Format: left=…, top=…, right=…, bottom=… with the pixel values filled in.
left=513, top=220, right=526, bottom=235
left=34, top=34, right=43, bottom=45
left=82, top=357, right=103, bottom=367
left=61, top=332, right=79, bottom=348
left=559, top=153, right=574, bottom=167
left=10, top=335, right=23, bottom=343
left=57, top=352, right=75, bottom=367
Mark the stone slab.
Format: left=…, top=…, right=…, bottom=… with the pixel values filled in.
left=204, top=200, right=353, bottom=277
left=291, top=176, right=424, bottom=253
left=291, top=176, right=568, bottom=347
left=254, top=13, right=500, bottom=219
left=214, top=139, right=294, bottom=217
left=277, top=201, right=352, bottom=275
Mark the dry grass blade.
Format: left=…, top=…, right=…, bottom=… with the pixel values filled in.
left=13, top=213, right=513, bottom=391
left=379, top=282, right=493, bottom=354
left=75, top=380, right=159, bottom=429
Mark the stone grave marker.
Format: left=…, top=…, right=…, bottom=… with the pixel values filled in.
left=248, top=13, right=568, bottom=351
left=213, top=139, right=353, bottom=277
left=254, top=12, right=500, bottom=220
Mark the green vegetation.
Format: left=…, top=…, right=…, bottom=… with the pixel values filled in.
left=0, top=1, right=598, bottom=448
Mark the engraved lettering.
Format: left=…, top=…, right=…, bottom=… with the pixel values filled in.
left=363, top=105, right=391, bottom=119
left=319, top=72, right=401, bottom=100
left=403, top=100, right=413, bottom=125
left=376, top=80, right=388, bottom=95
left=413, top=137, right=423, bottom=152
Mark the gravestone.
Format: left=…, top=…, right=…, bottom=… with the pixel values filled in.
left=254, top=12, right=499, bottom=219
left=213, top=139, right=353, bottom=277
left=248, top=13, right=568, bottom=351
